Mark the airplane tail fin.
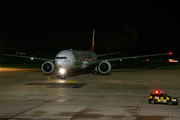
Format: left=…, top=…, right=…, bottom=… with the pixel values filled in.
left=91, top=29, right=95, bottom=51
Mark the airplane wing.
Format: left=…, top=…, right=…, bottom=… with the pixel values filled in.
left=4, top=54, right=53, bottom=61
left=87, top=52, right=170, bottom=66
left=97, top=52, right=120, bottom=57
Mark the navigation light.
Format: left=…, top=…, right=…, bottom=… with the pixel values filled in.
left=168, top=52, right=173, bottom=55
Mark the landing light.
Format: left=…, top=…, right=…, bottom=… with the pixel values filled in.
left=59, top=68, right=66, bottom=74
left=31, top=57, right=34, bottom=60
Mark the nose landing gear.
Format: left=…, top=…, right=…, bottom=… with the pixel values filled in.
left=61, top=74, right=66, bottom=79
left=93, top=66, right=100, bottom=75
left=59, top=68, right=67, bottom=79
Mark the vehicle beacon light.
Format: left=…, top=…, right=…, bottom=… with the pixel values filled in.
left=155, top=90, right=160, bottom=94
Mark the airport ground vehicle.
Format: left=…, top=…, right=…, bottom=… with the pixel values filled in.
left=148, top=91, right=179, bottom=105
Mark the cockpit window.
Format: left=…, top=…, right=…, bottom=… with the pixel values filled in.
left=56, top=57, right=67, bottom=59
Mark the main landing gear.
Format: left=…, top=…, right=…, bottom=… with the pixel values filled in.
left=93, top=66, right=100, bottom=75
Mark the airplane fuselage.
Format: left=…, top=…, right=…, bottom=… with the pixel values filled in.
left=55, top=50, right=97, bottom=70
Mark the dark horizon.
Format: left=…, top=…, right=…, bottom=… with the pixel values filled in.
left=0, top=1, right=180, bottom=56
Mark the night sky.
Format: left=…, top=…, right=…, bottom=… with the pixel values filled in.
left=0, top=1, right=180, bottom=56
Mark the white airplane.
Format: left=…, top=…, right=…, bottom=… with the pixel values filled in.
left=4, top=29, right=171, bottom=79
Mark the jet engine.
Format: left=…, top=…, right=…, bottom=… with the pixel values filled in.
left=98, top=61, right=111, bottom=74
left=42, top=61, right=55, bottom=74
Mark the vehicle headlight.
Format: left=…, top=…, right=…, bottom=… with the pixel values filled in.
left=172, top=99, right=176, bottom=101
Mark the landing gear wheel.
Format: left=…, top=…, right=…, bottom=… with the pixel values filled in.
left=61, top=75, right=66, bottom=79
left=93, top=66, right=100, bottom=75
left=150, top=100, right=155, bottom=104
left=168, top=101, right=172, bottom=105
left=93, top=71, right=100, bottom=75
left=93, top=71, right=97, bottom=75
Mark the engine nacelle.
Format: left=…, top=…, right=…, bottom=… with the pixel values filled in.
left=98, top=61, right=111, bottom=74
left=42, top=61, right=55, bottom=74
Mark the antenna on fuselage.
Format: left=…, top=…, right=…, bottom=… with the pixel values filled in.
left=91, top=29, right=95, bottom=51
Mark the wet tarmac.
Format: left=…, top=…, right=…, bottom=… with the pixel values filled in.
left=0, top=68, right=180, bottom=120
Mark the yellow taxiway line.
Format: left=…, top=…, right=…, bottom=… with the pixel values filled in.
left=47, top=76, right=51, bottom=81
left=37, top=76, right=76, bottom=97
left=38, top=84, right=67, bottom=97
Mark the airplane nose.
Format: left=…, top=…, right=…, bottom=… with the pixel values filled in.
left=55, top=60, right=63, bottom=68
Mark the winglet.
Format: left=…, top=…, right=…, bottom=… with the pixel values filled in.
left=91, top=29, right=95, bottom=51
